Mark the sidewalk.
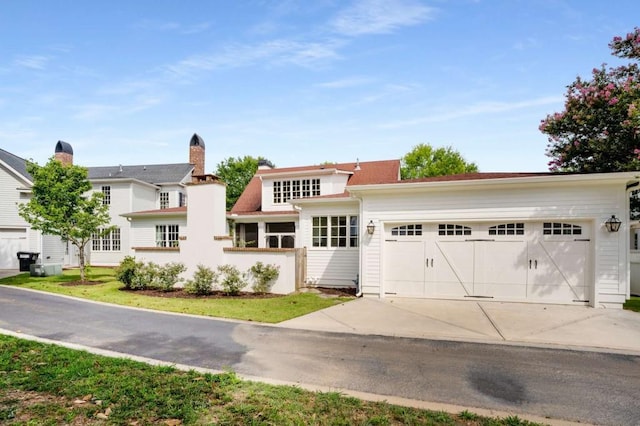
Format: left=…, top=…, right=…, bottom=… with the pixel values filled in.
left=278, top=297, right=640, bottom=355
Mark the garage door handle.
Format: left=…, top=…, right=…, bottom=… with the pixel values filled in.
left=529, top=259, right=532, bottom=269
left=425, top=258, right=433, bottom=267
left=534, top=260, right=538, bottom=269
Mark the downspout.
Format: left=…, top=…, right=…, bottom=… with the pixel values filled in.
left=354, top=193, right=364, bottom=297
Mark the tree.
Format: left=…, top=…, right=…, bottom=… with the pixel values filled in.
left=215, top=156, right=272, bottom=210
left=400, top=144, right=478, bottom=179
left=540, top=27, right=640, bottom=172
left=18, top=158, right=112, bottom=282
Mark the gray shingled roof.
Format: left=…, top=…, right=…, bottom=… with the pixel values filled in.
left=0, top=148, right=32, bottom=182
left=87, top=163, right=194, bottom=185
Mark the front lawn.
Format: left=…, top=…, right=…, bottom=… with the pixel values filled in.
left=0, top=268, right=351, bottom=323
left=624, top=296, right=640, bottom=312
left=0, top=334, right=541, bottom=425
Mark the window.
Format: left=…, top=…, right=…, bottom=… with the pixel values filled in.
left=274, top=178, right=321, bottom=203
left=179, top=192, right=187, bottom=207
left=160, top=192, right=169, bottom=209
left=438, top=224, right=471, bottom=236
left=313, top=215, right=358, bottom=247
left=489, top=223, right=525, bottom=236
left=313, top=217, right=328, bottom=247
left=273, top=181, right=282, bottom=204
left=543, top=222, right=582, bottom=235
left=265, top=222, right=295, bottom=248
left=101, top=186, right=111, bottom=205
left=391, top=224, right=423, bottom=236
left=91, top=227, right=121, bottom=251
left=156, top=225, right=180, bottom=247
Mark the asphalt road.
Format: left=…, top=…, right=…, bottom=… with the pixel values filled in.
left=1, top=285, right=638, bottom=425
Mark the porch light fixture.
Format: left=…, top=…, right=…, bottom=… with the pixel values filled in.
left=366, top=220, right=375, bottom=235
left=604, top=215, right=622, bottom=233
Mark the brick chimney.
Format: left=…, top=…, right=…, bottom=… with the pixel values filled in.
left=54, top=140, right=73, bottom=165
left=189, top=133, right=205, bottom=176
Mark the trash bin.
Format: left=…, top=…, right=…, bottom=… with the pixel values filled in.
left=17, top=251, right=39, bottom=272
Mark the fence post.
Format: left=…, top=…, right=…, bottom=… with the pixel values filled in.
left=295, top=247, right=307, bottom=290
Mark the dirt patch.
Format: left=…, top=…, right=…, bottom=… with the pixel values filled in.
left=119, top=288, right=283, bottom=299
left=314, top=287, right=357, bottom=297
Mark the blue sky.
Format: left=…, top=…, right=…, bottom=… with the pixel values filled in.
left=1, top=1, right=639, bottom=172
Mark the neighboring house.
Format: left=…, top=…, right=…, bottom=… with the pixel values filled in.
left=229, top=159, right=401, bottom=287
left=0, top=135, right=204, bottom=269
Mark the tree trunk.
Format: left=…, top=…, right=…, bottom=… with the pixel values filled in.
left=78, top=246, right=86, bottom=282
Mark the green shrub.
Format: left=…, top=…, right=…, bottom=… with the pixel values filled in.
left=129, top=261, right=159, bottom=290
left=217, top=264, right=248, bottom=296
left=115, top=256, right=141, bottom=290
left=156, top=262, right=186, bottom=292
left=185, top=264, right=218, bottom=295
left=249, top=262, right=280, bottom=294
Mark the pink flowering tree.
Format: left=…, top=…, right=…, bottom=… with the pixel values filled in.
left=540, top=28, right=640, bottom=173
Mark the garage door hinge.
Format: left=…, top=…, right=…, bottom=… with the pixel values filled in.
left=465, top=239, right=496, bottom=242
left=574, top=239, right=590, bottom=242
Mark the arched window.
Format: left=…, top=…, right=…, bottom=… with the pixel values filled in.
left=391, top=224, right=423, bottom=236
left=488, top=223, right=525, bottom=235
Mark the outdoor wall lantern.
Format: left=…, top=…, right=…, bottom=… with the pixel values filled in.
left=604, top=215, right=622, bottom=232
left=366, top=220, right=376, bottom=235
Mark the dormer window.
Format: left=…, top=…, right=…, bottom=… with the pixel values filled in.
left=273, top=178, right=320, bottom=204
left=160, top=192, right=169, bottom=209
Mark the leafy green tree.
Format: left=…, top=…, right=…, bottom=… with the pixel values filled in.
left=215, top=156, right=273, bottom=210
left=18, top=158, right=112, bottom=282
left=400, top=144, right=478, bottom=179
left=540, top=27, right=640, bottom=172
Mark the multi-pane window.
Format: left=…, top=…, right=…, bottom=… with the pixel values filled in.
left=160, top=192, right=169, bottom=209
left=274, top=179, right=321, bottom=203
left=391, top=224, right=423, bottom=236
left=438, top=224, right=472, bottom=236
left=489, top=223, right=525, bottom=235
left=156, top=225, right=180, bottom=247
left=313, top=215, right=358, bottom=247
left=179, top=192, right=187, bottom=207
left=91, top=227, right=121, bottom=251
left=273, top=182, right=282, bottom=204
left=543, top=222, right=582, bottom=235
left=101, top=186, right=111, bottom=205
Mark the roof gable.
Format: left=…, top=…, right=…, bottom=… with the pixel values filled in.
left=231, top=159, right=400, bottom=213
left=0, top=148, right=32, bottom=183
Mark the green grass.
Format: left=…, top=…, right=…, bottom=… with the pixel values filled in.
left=0, top=268, right=352, bottom=323
left=623, top=296, right=640, bottom=312
left=0, top=334, right=543, bottom=425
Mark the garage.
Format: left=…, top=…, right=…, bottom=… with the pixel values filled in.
left=383, top=221, right=591, bottom=304
left=0, top=228, right=28, bottom=269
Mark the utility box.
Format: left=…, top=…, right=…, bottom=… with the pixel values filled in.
left=17, top=252, right=39, bottom=272
left=29, top=263, right=63, bottom=277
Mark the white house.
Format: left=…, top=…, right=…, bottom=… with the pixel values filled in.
left=2, top=139, right=637, bottom=308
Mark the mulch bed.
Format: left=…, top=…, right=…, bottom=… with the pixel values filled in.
left=60, top=281, right=104, bottom=287
left=119, top=288, right=282, bottom=299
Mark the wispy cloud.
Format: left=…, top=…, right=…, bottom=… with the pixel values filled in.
left=330, top=0, right=434, bottom=36
left=72, top=94, right=165, bottom=121
left=165, top=38, right=344, bottom=76
left=379, top=96, right=563, bottom=129
left=13, top=55, right=51, bottom=70
left=316, top=76, right=375, bottom=88
left=134, top=19, right=211, bottom=35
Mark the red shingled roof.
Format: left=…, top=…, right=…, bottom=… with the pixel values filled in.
left=399, top=172, right=555, bottom=184
left=231, top=159, right=400, bottom=214
left=123, top=206, right=187, bottom=217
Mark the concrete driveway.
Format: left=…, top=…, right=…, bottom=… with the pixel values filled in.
left=0, top=270, right=19, bottom=279
left=278, top=297, right=640, bottom=354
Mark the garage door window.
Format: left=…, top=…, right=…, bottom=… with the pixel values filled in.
left=489, top=223, right=524, bottom=235
left=543, top=222, right=582, bottom=235
left=438, top=224, right=471, bottom=236
left=391, top=224, right=422, bottom=236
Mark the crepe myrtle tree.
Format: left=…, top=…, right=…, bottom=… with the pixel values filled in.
left=540, top=28, right=640, bottom=173
left=18, top=157, right=113, bottom=282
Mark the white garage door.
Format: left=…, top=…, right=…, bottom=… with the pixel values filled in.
left=383, top=221, right=591, bottom=303
left=0, top=228, right=28, bottom=269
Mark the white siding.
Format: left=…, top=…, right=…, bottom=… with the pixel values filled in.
left=261, top=172, right=350, bottom=212
left=299, top=202, right=359, bottom=287
left=130, top=217, right=187, bottom=248
left=41, top=235, right=66, bottom=265
left=0, top=165, right=30, bottom=228
left=360, top=181, right=630, bottom=307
